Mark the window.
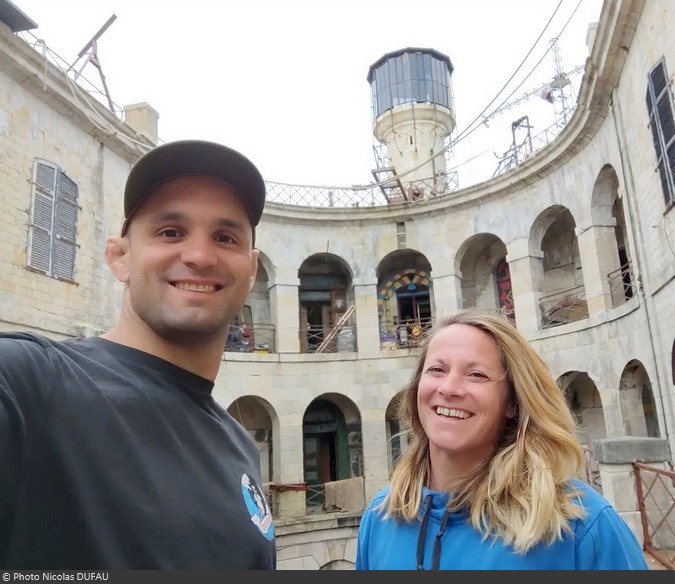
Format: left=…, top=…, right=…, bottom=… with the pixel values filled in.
left=27, top=159, right=80, bottom=281
left=396, top=221, right=406, bottom=249
left=646, top=58, right=675, bottom=209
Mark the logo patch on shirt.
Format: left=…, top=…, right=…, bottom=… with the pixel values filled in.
left=241, top=473, right=275, bottom=540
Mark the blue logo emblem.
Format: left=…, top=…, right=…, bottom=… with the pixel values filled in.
left=241, top=473, right=275, bottom=540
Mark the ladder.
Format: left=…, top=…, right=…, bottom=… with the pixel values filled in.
left=315, top=305, right=355, bottom=354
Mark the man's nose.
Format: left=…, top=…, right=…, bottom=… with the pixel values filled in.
left=180, top=234, right=218, bottom=268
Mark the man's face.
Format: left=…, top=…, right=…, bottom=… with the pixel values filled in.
left=120, top=174, right=259, bottom=345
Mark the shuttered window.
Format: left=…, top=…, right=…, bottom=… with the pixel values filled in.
left=646, top=58, right=675, bottom=208
left=27, top=159, right=80, bottom=281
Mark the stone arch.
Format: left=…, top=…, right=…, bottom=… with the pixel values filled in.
left=385, top=390, right=407, bottom=476
left=320, top=559, right=355, bottom=570
left=557, top=371, right=606, bottom=445
left=455, top=232, right=510, bottom=317
left=227, top=396, right=278, bottom=487
left=619, top=359, right=660, bottom=438
left=302, top=393, right=363, bottom=512
left=590, top=165, right=634, bottom=305
left=298, top=253, right=355, bottom=353
left=531, top=206, right=588, bottom=327
left=376, top=249, right=433, bottom=348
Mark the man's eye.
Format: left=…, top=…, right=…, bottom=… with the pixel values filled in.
left=216, top=233, right=235, bottom=244
left=159, top=228, right=181, bottom=238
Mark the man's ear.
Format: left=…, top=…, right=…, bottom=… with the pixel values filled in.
left=249, top=249, right=260, bottom=292
left=105, top=235, right=130, bottom=283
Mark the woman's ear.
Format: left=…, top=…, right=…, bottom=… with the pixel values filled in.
left=105, top=235, right=130, bottom=283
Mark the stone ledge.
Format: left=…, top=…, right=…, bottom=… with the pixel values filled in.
left=592, top=437, right=671, bottom=464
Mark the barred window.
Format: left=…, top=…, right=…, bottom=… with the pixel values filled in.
left=27, top=159, right=80, bottom=281
left=646, top=58, right=675, bottom=209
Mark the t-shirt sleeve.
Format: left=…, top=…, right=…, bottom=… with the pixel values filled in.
left=0, top=336, right=50, bottom=522
left=0, top=370, right=24, bottom=522
left=575, top=505, right=650, bottom=569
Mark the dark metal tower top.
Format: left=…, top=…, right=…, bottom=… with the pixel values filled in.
left=367, top=47, right=455, bottom=120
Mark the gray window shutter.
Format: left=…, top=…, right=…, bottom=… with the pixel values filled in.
left=28, top=160, right=57, bottom=274
left=646, top=59, right=675, bottom=206
left=53, top=172, right=79, bottom=281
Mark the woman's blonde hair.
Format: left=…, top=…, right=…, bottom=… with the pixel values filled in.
left=382, top=308, right=586, bottom=553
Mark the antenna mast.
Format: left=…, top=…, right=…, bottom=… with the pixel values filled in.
left=68, top=14, right=118, bottom=113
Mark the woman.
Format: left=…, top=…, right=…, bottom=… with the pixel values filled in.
left=356, top=308, right=648, bottom=570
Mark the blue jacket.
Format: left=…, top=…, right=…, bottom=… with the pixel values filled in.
left=356, top=479, right=649, bottom=570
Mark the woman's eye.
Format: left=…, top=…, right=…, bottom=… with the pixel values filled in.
left=469, top=371, right=488, bottom=380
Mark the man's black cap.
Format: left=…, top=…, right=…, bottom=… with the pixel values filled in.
left=122, top=139, right=266, bottom=235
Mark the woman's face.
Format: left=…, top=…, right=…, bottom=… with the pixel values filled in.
left=417, top=323, right=514, bottom=481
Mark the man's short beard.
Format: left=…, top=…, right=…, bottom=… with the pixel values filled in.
left=149, top=318, right=229, bottom=348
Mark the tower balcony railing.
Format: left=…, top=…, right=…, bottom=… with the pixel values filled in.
left=265, top=169, right=459, bottom=208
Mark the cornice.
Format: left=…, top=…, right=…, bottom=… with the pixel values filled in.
left=0, top=22, right=151, bottom=163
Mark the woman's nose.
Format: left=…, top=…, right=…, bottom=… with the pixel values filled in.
left=437, top=372, right=465, bottom=397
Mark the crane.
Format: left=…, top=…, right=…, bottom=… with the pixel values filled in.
left=488, top=37, right=586, bottom=176
left=482, top=62, right=585, bottom=127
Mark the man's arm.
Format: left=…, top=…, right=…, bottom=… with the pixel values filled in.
left=0, top=380, right=24, bottom=541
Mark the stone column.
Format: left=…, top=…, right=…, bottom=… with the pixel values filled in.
left=361, top=409, right=391, bottom=503
left=430, top=260, right=462, bottom=319
left=269, top=268, right=300, bottom=354
left=273, top=416, right=306, bottom=517
left=592, top=437, right=673, bottom=548
left=353, top=278, right=380, bottom=356
left=575, top=216, right=622, bottom=316
left=505, top=238, right=543, bottom=333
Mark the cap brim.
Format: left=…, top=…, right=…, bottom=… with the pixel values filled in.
left=122, top=140, right=266, bottom=234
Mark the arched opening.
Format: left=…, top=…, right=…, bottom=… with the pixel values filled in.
left=302, top=395, right=363, bottom=512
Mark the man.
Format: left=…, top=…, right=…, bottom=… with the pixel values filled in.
left=0, top=140, right=276, bottom=569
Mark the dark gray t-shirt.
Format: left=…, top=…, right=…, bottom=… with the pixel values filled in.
left=0, top=333, right=276, bottom=569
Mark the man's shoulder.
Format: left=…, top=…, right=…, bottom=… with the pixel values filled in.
left=0, top=332, right=97, bottom=377
left=0, top=331, right=60, bottom=357
left=0, top=331, right=94, bottom=355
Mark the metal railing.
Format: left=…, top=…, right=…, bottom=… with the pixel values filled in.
left=266, top=170, right=459, bottom=209
left=224, top=323, right=276, bottom=353
left=539, top=284, right=588, bottom=329
left=306, top=483, right=325, bottom=511
left=634, top=462, right=675, bottom=570
left=582, top=445, right=602, bottom=492
left=379, top=317, right=434, bottom=350
left=299, top=324, right=357, bottom=354
left=607, top=261, right=637, bottom=307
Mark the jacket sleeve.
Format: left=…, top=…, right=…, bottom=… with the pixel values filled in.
left=355, top=503, right=375, bottom=569
left=575, top=505, right=650, bottom=569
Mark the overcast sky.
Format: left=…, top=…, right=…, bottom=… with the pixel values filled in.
left=14, top=0, right=604, bottom=188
